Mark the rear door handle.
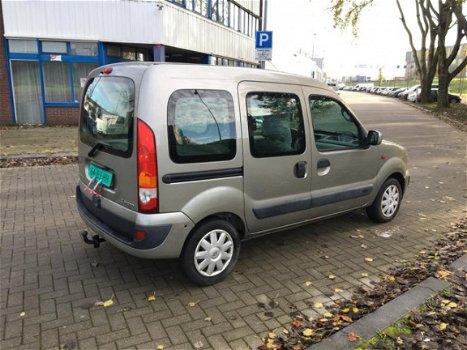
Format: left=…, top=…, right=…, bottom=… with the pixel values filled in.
left=317, top=159, right=331, bottom=169
left=294, top=161, right=307, bottom=178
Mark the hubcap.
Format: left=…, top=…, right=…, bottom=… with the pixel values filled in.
left=194, top=229, right=234, bottom=277
left=381, top=184, right=400, bottom=218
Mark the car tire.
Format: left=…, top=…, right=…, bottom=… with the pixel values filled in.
left=181, top=219, right=240, bottom=286
left=366, top=178, right=402, bottom=223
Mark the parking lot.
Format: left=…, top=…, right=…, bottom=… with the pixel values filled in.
left=1, top=91, right=466, bottom=350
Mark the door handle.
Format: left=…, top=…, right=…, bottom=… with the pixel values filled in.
left=317, top=159, right=331, bottom=169
left=294, top=161, right=307, bottom=178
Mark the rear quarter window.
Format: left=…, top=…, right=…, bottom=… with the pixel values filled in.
left=167, top=89, right=236, bottom=163
left=80, top=76, right=135, bottom=157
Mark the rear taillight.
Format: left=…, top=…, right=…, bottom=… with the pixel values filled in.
left=137, top=119, right=158, bottom=213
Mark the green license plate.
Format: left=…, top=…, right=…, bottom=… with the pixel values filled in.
left=88, top=164, right=113, bottom=188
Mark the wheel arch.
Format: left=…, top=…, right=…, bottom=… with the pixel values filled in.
left=179, top=212, right=246, bottom=257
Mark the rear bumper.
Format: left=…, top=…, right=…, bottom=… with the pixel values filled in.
left=76, top=186, right=195, bottom=259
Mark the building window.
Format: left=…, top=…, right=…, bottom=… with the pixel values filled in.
left=9, top=39, right=38, bottom=54
left=122, top=47, right=136, bottom=61
left=42, top=41, right=68, bottom=54
left=43, top=62, right=72, bottom=102
left=106, top=45, right=122, bottom=57
left=73, top=63, right=98, bottom=101
left=71, top=42, right=98, bottom=56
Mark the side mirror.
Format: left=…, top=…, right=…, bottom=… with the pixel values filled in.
left=367, top=130, right=383, bottom=146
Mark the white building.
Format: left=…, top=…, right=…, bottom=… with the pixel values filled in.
left=0, top=0, right=261, bottom=125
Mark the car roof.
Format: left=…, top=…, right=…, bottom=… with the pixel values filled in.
left=98, top=62, right=332, bottom=91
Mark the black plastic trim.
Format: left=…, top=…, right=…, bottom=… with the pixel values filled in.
left=162, top=167, right=243, bottom=184
left=253, top=185, right=373, bottom=219
left=76, top=186, right=171, bottom=250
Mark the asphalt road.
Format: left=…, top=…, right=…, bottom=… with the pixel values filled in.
left=1, top=91, right=466, bottom=350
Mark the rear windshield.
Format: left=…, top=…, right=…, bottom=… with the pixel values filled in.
left=80, top=76, right=134, bottom=157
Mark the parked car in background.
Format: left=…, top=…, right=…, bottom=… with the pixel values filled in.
left=399, top=85, right=420, bottom=100
left=391, top=88, right=407, bottom=97
left=415, top=88, right=462, bottom=103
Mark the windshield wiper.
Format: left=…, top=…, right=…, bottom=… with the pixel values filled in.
left=88, top=141, right=110, bottom=157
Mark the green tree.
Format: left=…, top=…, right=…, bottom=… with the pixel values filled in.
left=331, top=0, right=467, bottom=107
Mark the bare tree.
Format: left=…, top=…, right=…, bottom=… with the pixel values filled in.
left=330, top=0, right=466, bottom=106
left=436, top=0, right=467, bottom=107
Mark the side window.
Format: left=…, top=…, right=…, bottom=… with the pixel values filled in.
left=247, top=92, right=305, bottom=158
left=309, top=96, right=362, bottom=152
left=168, top=89, right=236, bottom=163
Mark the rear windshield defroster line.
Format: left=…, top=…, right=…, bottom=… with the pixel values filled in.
left=80, top=76, right=135, bottom=158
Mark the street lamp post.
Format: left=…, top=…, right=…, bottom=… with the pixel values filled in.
left=311, top=33, right=317, bottom=60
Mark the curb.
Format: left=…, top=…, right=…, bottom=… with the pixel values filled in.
left=309, top=253, right=466, bottom=350
left=0, top=152, right=78, bottom=161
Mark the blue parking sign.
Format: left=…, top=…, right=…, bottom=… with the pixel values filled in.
left=255, top=31, right=273, bottom=49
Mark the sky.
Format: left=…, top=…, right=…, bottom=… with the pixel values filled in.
left=265, top=0, right=465, bottom=80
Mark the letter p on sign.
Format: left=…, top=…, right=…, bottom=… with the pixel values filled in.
left=255, top=31, right=273, bottom=49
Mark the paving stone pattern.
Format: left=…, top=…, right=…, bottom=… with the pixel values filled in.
left=1, top=93, right=466, bottom=350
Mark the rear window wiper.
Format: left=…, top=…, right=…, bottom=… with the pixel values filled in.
left=88, top=141, right=110, bottom=157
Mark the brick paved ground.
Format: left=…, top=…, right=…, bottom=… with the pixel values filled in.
left=1, top=93, right=466, bottom=350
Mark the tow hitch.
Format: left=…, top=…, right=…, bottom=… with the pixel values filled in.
left=81, top=230, right=106, bottom=248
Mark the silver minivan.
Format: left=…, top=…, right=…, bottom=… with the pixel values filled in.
left=76, top=63, right=409, bottom=285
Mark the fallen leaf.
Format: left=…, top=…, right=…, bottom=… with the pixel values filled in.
left=94, top=301, right=105, bottom=307
left=361, top=244, right=367, bottom=249
left=188, top=301, right=200, bottom=307
left=361, top=272, right=369, bottom=277
left=303, top=328, right=314, bottom=337
left=375, top=231, right=393, bottom=238
left=20, top=312, right=26, bottom=317
left=282, top=328, right=289, bottom=335
left=333, top=314, right=352, bottom=323
left=103, top=298, right=114, bottom=308
left=147, top=292, right=156, bottom=302
left=365, top=257, right=374, bottom=262
left=396, top=337, right=404, bottom=344
left=352, top=307, right=359, bottom=313
left=268, top=332, right=277, bottom=339
left=341, top=308, right=350, bottom=313
left=436, top=269, right=452, bottom=280
left=334, top=288, right=343, bottom=293
left=437, top=322, right=448, bottom=331
left=193, top=340, right=204, bottom=349
left=157, top=345, right=164, bottom=350
left=304, top=281, right=312, bottom=286
left=447, top=302, right=458, bottom=308
left=347, top=332, right=361, bottom=342
left=314, top=302, right=324, bottom=308
left=204, top=317, right=212, bottom=322
left=291, top=319, right=303, bottom=328
left=323, top=312, right=333, bottom=318
left=328, top=274, right=336, bottom=280
left=386, top=275, right=396, bottom=282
